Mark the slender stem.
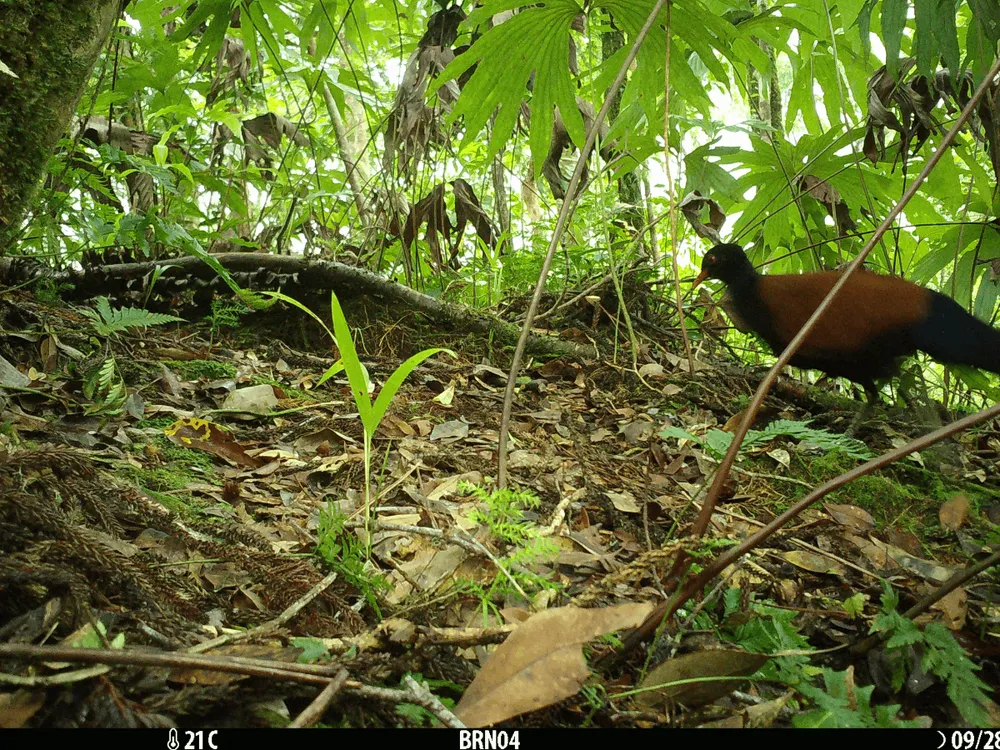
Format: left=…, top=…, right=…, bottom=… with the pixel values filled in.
left=364, top=431, right=373, bottom=555
left=663, top=3, right=695, bottom=375
left=496, top=0, right=672, bottom=487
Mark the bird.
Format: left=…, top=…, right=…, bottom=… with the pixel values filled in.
left=692, top=242, right=1000, bottom=403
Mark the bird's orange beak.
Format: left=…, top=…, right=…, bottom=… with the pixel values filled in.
left=691, top=269, right=710, bottom=289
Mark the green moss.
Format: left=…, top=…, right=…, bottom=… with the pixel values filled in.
left=124, top=465, right=188, bottom=493
left=159, top=442, right=216, bottom=473
left=140, top=487, right=204, bottom=516
left=136, top=416, right=178, bottom=431
left=165, top=359, right=236, bottom=379
left=780, top=445, right=1000, bottom=539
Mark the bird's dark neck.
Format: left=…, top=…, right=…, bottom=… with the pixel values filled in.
left=721, top=268, right=778, bottom=346
left=723, top=262, right=760, bottom=294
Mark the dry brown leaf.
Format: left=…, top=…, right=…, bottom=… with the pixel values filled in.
left=454, top=603, right=653, bottom=726
left=825, top=502, right=876, bottom=533
left=164, top=417, right=263, bottom=468
left=930, top=587, right=967, bottom=630
left=589, top=428, right=613, bottom=443
left=939, top=493, right=970, bottom=531
left=606, top=491, right=640, bottom=514
left=637, top=648, right=770, bottom=708
left=722, top=409, right=747, bottom=433
left=845, top=533, right=891, bottom=568
left=700, top=714, right=746, bottom=728
left=767, top=448, right=790, bottom=468
left=221, top=384, right=282, bottom=413
left=429, top=419, right=469, bottom=441
left=0, top=690, right=45, bottom=728
left=885, top=526, right=922, bottom=555
left=746, top=690, right=794, bottom=727
left=783, top=550, right=847, bottom=576
left=638, top=363, right=666, bottom=379
left=678, top=191, right=726, bottom=242
left=40, top=335, right=58, bottom=373
left=884, top=545, right=957, bottom=583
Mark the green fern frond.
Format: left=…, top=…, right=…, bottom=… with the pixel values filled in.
left=87, top=297, right=185, bottom=335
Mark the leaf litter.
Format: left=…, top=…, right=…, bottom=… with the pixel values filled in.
left=0, top=290, right=999, bottom=728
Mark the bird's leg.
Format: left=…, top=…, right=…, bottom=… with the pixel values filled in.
left=847, top=381, right=881, bottom=437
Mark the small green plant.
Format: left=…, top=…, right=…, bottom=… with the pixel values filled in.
left=464, top=481, right=543, bottom=545
left=33, top=278, right=75, bottom=306
left=207, top=298, right=244, bottom=338
left=731, top=393, right=751, bottom=411
left=81, top=296, right=184, bottom=336
left=661, top=418, right=871, bottom=461
left=82, top=357, right=127, bottom=414
left=841, top=592, right=867, bottom=619
left=264, top=289, right=455, bottom=549
left=870, top=585, right=992, bottom=727
left=460, top=481, right=560, bottom=605
left=720, top=592, right=922, bottom=728
left=290, top=637, right=330, bottom=663
left=793, top=668, right=922, bottom=728
left=315, top=503, right=391, bottom=615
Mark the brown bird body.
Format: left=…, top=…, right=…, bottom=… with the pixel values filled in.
left=694, top=243, right=1000, bottom=400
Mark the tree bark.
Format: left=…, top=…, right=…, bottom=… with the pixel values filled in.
left=0, top=0, right=121, bottom=251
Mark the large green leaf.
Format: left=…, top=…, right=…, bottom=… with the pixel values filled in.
left=932, top=0, right=961, bottom=73
left=435, top=0, right=583, bottom=172
left=913, top=0, right=936, bottom=74
left=881, top=0, right=908, bottom=76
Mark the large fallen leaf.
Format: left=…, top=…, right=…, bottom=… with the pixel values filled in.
left=637, top=648, right=770, bottom=708
left=454, top=603, right=653, bottom=727
left=606, top=491, right=639, bottom=513
left=929, top=587, right=967, bottom=631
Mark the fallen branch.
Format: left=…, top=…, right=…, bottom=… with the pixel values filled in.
left=7, top=253, right=596, bottom=360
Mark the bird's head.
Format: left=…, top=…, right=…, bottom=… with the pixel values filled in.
left=692, top=243, right=756, bottom=288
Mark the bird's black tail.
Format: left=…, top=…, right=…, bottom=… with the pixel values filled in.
left=913, top=292, right=1000, bottom=375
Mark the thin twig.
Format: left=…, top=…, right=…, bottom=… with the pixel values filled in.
left=402, top=674, right=466, bottom=729
left=497, top=0, right=671, bottom=488
left=0, top=644, right=346, bottom=684
left=188, top=571, right=338, bottom=654
left=289, top=669, right=350, bottom=728
left=663, top=3, right=696, bottom=376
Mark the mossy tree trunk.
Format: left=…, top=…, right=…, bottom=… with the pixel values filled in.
left=0, top=0, right=121, bottom=252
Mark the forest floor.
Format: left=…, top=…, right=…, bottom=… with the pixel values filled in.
left=1, top=285, right=999, bottom=728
